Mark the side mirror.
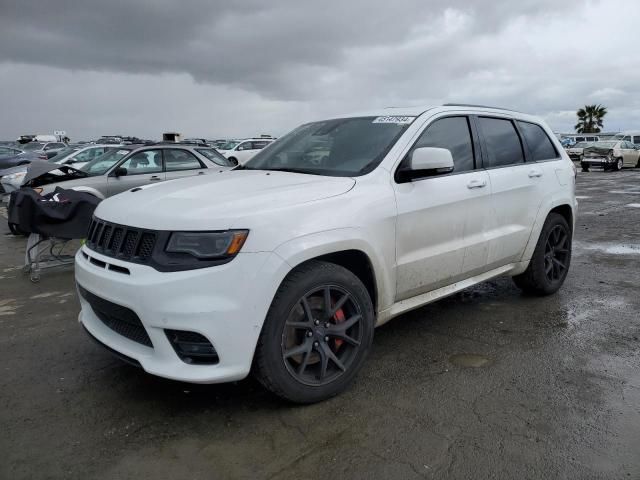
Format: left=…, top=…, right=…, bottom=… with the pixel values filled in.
left=407, top=147, right=454, bottom=177
left=114, top=166, right=128, bottom=177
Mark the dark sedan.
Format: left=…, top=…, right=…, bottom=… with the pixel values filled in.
left=0, top=147, right=47, bottom=170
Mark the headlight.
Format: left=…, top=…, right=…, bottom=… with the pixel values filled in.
left=5, top=171, right=26, bottom=182
left=165, top=230, right=248, bottom=260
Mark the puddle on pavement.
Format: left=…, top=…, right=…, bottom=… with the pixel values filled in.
left=448, top=353, right=492, bottom=368
left=575, top=242, right=640, bottom=256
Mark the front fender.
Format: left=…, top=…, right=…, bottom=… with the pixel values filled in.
left=273, top=228, right=395, bottom=313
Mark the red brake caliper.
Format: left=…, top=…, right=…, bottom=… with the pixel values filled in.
left=333, top=307, right=346, bottom=348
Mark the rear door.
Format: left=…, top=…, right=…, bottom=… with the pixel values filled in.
left=477, top=117, right=553, bottom=268
left=107, top=149, right=165, bottom=196
left=163, top=148, right=208, bottom=180
left=621, top=141, right=638, bottom=166
left=393, top=115, right=493, bottom=299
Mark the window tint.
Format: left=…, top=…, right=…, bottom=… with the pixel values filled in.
left=164, top=149, right=202, bottom=171
left=238, top=142, right=253, bottom=151
left=633, top=136, right=640, bottom=145
left=119, top=150, right=162, bottom=175
left=412, top=116, right=475, bottom=173
left=478, top=117, right=524, bottom=167
left=251, top=141, right=270, bottom=149
left=517, top=121, right=558, bottom=161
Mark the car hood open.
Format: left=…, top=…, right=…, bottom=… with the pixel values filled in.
left=95, top=169, right=356, bottom=230
left=23, top=163, right=88, bottom=187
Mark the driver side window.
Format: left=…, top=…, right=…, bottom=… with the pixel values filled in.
left=405, top=116, right=475, bottom=173
left=119, top=150, right=162, bottom=175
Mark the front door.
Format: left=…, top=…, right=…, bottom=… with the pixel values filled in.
left=107, top=149, right=165, bottom=196
left=393, top=115, right=492, bottom=300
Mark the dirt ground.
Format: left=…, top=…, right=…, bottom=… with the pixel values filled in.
left=1, top=170, right=639, bottom=479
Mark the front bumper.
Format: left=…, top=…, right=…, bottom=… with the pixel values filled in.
left=581, top=156, right=615, bottom=167
left=75, top=245, right=288, bottom=383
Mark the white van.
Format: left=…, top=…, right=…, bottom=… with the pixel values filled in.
left=614, top=131, right=640, bottom=145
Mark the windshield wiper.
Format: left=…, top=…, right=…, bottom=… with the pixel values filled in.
left=261, top=167, right=322, bottom=176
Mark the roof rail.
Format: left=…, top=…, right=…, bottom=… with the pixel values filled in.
left=442, top=103, right=519, bottom=112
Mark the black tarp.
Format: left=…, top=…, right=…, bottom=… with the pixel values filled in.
left=8, top=187, right=100, bottom=239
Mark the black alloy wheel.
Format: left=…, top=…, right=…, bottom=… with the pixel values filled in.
left=254, top=260, right=374, bottom=403
left=281, top=285, right=363, bottom=386
left=544, top=224, right=570, bottom=283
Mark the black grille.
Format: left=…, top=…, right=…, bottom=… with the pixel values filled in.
left=86, top=218, right=157, bottom=263
left=78, top=285, right=153, bottom=348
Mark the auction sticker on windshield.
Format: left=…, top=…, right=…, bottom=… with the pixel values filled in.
left=372, top=116, right=416, bottom=124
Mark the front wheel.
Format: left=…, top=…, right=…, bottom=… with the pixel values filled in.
left=580, top=162, right=589, bottom=172
left=614, top=157, right=623, bottom=171
left=254, top=261, right=374, bottom=403
left=513, top=213, right=572, bottom=295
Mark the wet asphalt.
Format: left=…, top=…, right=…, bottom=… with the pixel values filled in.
left=1, top=170, right=639, bottom=479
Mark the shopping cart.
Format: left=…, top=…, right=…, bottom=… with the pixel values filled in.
left=8, top=187, right=100, bottom=282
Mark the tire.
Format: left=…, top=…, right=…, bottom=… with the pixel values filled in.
left=512, top=213, right=572, bottom=296
left=614, top=157, right=623, bottom=171
left=580, top=162, right=589, bottom=172
left=254, top=260, right=375, bottom=403
left=8, top=221, right=27, bottom=236
left=228, top=157, right=238, bottom=166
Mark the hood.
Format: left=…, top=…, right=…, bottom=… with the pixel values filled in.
left=95, top=169, right=355, bottom=230
left=24, top=163, right=88, bottom=187
left=583, top=146, right=613, bottom=156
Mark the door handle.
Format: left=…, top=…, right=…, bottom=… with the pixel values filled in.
left=149, top=175, right=162, bottom=181
left=467, top=179, right=487, bottom=189
left=198, top=171, right=205, bottom=175
left=528, top=169, right=543, bottom=178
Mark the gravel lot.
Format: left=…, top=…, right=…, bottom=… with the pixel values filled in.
left=1, top=170, right=639, bottom=479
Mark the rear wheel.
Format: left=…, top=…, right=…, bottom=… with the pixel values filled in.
left=513, top=213, right=572, bottom=295
left=254, top=261, right=374, bottom=403
left=8, top=221, right=27, bottom=236
left=228, top=157, right=238, bottom=166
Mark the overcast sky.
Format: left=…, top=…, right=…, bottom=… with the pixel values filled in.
left=1, top=0, right=638, bottom=141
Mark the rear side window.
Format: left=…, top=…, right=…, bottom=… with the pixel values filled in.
left=164, top=149, right=203, bottom=171
left=195, top=148, right=234, bottom=166
left=517, top=121, right=558, bottom=161
left=478, top=117, right=524, bottom=167
left=412, top=116, right=475, bottom=172
left=633, top=136, right=640, bottom=145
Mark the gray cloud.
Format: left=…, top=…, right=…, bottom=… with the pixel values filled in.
left=1, top=0, right=639, bottom=140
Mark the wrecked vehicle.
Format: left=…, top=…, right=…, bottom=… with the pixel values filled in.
left=18, top=144, right=235, bottom=200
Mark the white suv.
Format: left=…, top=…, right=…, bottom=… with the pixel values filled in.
left=75, top=105, right=577, bottom=403
left=217, top=138, right=275, bottom=165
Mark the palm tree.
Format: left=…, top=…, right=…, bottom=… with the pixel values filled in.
left=575, top=104, right=608, bottom=133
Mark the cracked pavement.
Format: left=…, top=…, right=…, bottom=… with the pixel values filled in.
left=1, top=170, right=640, bottom=479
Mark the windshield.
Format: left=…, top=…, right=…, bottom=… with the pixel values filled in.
left=195, top=148, right=234, bottom=166
left=21, top=142, right=44, bottom=151
left=244, top=116, right=414, bottom=176
left=590, top=141, right=617, bottom=148
left=218, top=141, right=240, bottom=150
left=80, top=148, right=132, bottom=176
left=573, top=142, right=591, bottom=148
left=48, top=147, right=79, bottom=162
